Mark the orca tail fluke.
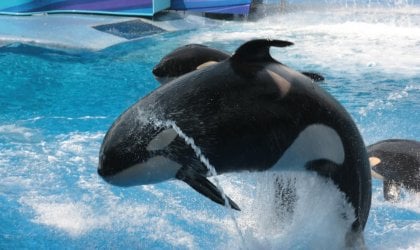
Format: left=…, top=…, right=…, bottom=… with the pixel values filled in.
left=176, top=167, right=241, bottom=211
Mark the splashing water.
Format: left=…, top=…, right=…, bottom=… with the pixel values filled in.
left=147, top=116, right=358, bottom=249
left=155, top=119, right=248, bottom=249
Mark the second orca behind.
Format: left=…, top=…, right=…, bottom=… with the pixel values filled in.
left=368, top=139, right=420, bottom=201
left=99, top=39, right=371, bottom=240
left=152, top=44, right=230, bottom=84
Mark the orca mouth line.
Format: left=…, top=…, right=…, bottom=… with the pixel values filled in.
left=98, top=147, right=167, bottom=179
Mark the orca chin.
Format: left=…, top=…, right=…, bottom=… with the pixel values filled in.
left=99, top=156, right=183, bottom=187
left=99, top=39, right=371, bottom=239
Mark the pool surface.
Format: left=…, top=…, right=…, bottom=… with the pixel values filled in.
left=1, top=4, right=420, bottom=250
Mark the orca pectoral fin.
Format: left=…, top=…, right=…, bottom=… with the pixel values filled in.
left=176, top=167, right=240, bottom=211
left=300, top=71, right=325, bottom=82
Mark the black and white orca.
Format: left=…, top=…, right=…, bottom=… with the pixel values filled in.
left=152, top=43, right=325, bottom=84
left=368, top=139, right=420, bottom=201
left=98, top=39, right=371, bottom=237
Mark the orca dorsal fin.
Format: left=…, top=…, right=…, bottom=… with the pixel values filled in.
left=231, top=39, right=294, bottom=63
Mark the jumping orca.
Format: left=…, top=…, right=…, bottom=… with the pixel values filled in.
left=368, top=139, right=420, bottom=201
left=98, top=39, right=371, bottom=237
left=152, top=43, right=325, bottom=84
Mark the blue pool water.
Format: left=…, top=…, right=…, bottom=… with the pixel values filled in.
left=1, top=6, right=420, bottom=250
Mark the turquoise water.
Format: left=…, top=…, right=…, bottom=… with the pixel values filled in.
left=1, top=7, right=420, bottom=249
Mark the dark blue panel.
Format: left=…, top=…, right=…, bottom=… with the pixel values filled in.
left=93, top=19, right=165, bottom=40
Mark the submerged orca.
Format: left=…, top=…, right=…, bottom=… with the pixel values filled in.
left=368, top=139, right=420, bottom=201
left=152, top=44, right=230, bottom=84
left=98, top=39, right=371, bottom=237
left=152, top=43, right=325, bottom=84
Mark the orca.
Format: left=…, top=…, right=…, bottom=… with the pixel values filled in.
left=152, top=44, right=230, bottom=84
left=152, top=43, right=325, bottom=84
left=368, top=139, right=420, bottom=201
left=98, top=39, right=371, bottom=237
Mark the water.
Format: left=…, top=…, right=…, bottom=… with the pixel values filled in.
left=158, top=120, right=247, bottom=247
left=1, top=5, right=420, bottom=250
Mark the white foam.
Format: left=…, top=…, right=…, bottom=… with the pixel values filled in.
left=387, top=84, right=420, bottom=101
left=49, top=116, right=108, bottom=120
left=58, top=132, right=103, bottom=157
left=365, top=180, right=420, bottom=249
left=217, top=172, right=355, bottom=249
left=29, top=199, right=110, bottom=237
left=359, top=84, right=420, bottom=116
left=18, top=116, right=107, bottom=122
left=0, top=124, right=37, bottom=141
left=0, top=176, right=33, bottom=195
left=19, top=187, right=200, bottom=248
left=187, top=9, right=420, bottom=76
left=0, top=129, right=198, bottom=248
left=371, top=180, right=420, bottom=214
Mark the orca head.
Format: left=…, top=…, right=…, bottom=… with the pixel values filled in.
left=152, top=44, right=230, bottom=83
left=97, top=112, right=197, bottom=187
left=367, top=143, right=400, bottom=181
left=151, top=44, right=204, bottom=78
left=97, top=109, right=240, bottom=209
left=368, top=139, right=420, bottom=182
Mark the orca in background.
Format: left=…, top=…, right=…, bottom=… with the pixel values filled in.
left=152, top=44, right=230, bottom=84
left=368, top=139, right=420, bottom=201
left=99, top=39, right=371, bottom=243
left=152, top=43, right=325, bottom=84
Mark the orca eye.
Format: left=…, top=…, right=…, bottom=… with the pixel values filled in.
left=146, top=128, right=178, bottom=151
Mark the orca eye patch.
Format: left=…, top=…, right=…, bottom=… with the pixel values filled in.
left=369, top=157, right=381, bottom=167
left=146, top=128, right=178, bottom=151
